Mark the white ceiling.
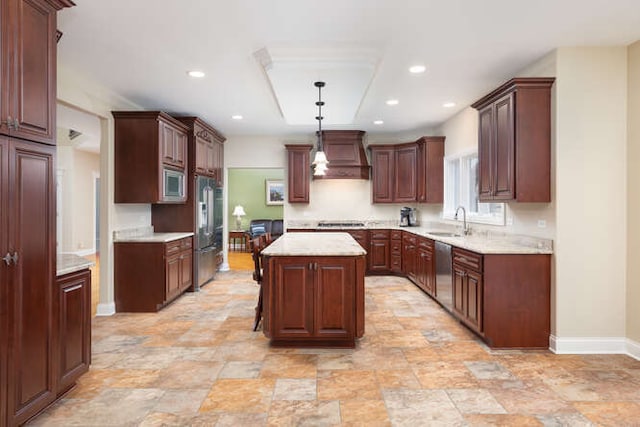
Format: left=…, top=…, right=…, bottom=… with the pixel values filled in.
left=57, top=0, right=640, bottom=138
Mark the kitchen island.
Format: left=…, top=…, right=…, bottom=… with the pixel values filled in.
left=261, top=232, right=367, bottom=347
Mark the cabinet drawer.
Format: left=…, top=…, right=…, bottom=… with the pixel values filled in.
left=452, top=248, right=483, bottom=272
left=402, top=233, right=417, bottom=244
left=391, top=255, right=402, bottom=271
left=418, top=238, right=434, bottom=251
left=180, top=237, right=193, bottom=250
left=370, top=229, right=390, bottom=240
left=391, top=241, right=402, bottom=254
left=348, top=230, right=368, bottom=240
left=390, top=230, right=402, bottom=240
left=166, top=237, right=192, bottom=256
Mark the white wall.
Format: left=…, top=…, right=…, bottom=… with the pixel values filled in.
left=554, top=47, right=627, bottom=345
left=57, top=129, right=100, bottom=253
left=58, top=63, right=143, bottom=315
left=627, top=41, right=640, bottom=346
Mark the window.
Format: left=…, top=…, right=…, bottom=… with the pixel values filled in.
left=444, top=152, right=505, bottom=225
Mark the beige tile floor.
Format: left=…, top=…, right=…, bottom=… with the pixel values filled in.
left=31, top=271, right=640, bottom=426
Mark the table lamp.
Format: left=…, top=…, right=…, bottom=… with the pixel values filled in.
left=232, top=205, right=246, bottom=230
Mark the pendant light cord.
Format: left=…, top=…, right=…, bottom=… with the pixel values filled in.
left=315, top=81, right=325, bottom=152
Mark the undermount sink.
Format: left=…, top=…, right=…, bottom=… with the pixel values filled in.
left=427, top=231, right=462, bottom=237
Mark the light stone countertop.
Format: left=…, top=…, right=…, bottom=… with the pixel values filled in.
left=57, top=253, right=95, bottom=277
left=262, top=232, right=367, bottom=256
left=112, top=226, right=194, bottom=243
left=113, top=232, right=194, bottom=243
left=284, top=221, right=552, bottom=255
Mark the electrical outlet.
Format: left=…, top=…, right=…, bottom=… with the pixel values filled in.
left=537, top=220, right=547, bottom=228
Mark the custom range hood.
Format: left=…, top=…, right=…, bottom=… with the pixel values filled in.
left=313, top=130, right=370, bottom=180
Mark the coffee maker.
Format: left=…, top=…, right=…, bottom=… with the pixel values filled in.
left=400, top=207, right=417, bottom=227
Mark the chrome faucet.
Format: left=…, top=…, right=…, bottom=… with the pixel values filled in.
left=454, top=206, right=470, bottom=235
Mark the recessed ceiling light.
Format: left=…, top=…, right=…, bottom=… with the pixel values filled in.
left=187, top=70, right=205, bottom=78
left=443, top=102, right=456, bottom=108
left=231, top=115, right=243, bottom=120
left=373, top=120, right=384, bottom=125
left=409, top=65, right=427, bottom=74
left=386, top=99, right=399, bottom=106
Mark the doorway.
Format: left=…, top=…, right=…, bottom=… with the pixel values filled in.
left=57, top=103, right=103, bottom=316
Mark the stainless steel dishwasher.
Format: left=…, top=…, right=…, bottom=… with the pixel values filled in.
left=435, top=241, right=453, bottom=312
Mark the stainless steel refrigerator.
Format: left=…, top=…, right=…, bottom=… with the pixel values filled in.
left=195, top=176, right=223, bottom=290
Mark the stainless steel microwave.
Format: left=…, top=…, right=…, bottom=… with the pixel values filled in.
left=163, top=168, right=185, bottom=201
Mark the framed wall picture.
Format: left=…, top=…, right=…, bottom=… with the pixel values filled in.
left=266, top=180, right=284, bottom=205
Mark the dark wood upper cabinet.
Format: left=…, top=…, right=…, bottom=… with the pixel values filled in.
left=394, top=143, right=418, bottom=202
left=416, top=136, right=445, bottom=203
left=174, top=116, right=226, bottom=182
left=285, top=144, right=312, bottom=203
left=370, top=138, right=443, bottom=204
left=472, top=77, right=554, bottom=202
left=113, top=111, right=189, bottom=204
left=0, top=0, right=73, bottom=145
left=370, top=146, right=394, bottom=203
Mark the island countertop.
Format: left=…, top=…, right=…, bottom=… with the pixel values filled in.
left=261, top=232, right=367, bottom=257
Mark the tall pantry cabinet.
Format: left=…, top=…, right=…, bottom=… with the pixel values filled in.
left=0, top=0, right=75, bottom=425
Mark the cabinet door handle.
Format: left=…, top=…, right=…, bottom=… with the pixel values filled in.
left=308, top=262, right=313, bottom=270
left=2, top=252, right=18, bottom=266
left=2, top=117, right=13, bottom=130
left=13, top=118, right=19, bottom=129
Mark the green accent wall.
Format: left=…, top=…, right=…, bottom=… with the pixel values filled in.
left=228, top=168, right=284, bottom=231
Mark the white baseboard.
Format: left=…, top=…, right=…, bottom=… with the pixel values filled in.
left=550, top=335, right=640, bottom=360
left=219, top=262, right=230, bottom=272
left=96, top=302, right=115, bottom=316
left=627, top=338, right=640, bottom=360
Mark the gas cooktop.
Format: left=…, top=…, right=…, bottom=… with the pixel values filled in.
left=316, top=221, right=365, bottom=228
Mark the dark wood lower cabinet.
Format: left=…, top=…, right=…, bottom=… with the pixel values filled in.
left=368, top=230, right=390, bottom=273
left=56, top=269, right=91, bottom=396
left=452, top=259, right=483, bottom=334
left=2, top=139, right=57, bottom=426
left=390, top=230, right=402, bottom=273
left=452, top=247, right=551, bottom=348
left=263, top=255, right=366, bottom=347
left=114, top=237, right=193, bottom=312
left=402, top=232, right=417, bottom=282
left=416, top=242, right=435, bottom=297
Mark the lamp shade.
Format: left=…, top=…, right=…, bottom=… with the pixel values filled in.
left=232, top=205, right=246, bottom=216
left=312, top=150, right=329, bottom=166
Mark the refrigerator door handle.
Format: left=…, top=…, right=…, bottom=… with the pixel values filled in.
left=206, top=186, right=214, bottom=237
left=198, top=201, right=206, bottom=230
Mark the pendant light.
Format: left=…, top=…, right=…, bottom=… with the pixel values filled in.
left=312, top=81, right=328, bottom=176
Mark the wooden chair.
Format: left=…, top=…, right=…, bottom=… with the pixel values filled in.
left=250, top=235, right=269, bottom=331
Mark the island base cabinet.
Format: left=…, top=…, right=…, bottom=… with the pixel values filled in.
left=56, top=269, right=91, bottom=396
left=263, top=255, right=365, bottom=347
